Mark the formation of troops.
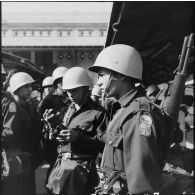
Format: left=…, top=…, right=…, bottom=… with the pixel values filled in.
left=1, top=44, right=194, bottom=195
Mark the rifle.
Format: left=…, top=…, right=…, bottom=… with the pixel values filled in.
left=163, top=33, right=194, bottom=139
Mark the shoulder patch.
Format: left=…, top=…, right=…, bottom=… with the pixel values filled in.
left=138, top=114, right=152, bottom=137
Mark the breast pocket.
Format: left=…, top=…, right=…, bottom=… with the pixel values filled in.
left=106, top=132, right=123, bottom=148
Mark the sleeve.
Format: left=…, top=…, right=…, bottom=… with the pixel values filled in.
left=122, top=111, right=162, bottom=194
left=96, top=110, right=108, bottom=143
left=72, top=111, right=107, bottom=155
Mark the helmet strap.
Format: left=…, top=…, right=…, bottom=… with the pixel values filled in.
left=103, top=73, right=114, bottom=99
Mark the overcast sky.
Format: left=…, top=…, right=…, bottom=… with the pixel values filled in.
left=2, top=2, right=113, bottom=13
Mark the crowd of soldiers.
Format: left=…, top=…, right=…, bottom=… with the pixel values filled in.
left=1, top=44, right=194, bottom=195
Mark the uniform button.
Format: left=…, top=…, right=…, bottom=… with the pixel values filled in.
left=109, top=141, right=112, bottom=145
left=104, top=184, right=109, bottom=189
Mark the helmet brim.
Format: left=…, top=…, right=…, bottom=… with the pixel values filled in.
left=62, top=84, right=89, bottom=90
left=88, top=66, right=100, bottom=73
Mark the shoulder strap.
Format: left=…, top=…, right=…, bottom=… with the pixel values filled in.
left=137, top=97, right=151, bottom=112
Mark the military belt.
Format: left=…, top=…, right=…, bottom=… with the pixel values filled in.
left=60, top=152, right=92, bottom=160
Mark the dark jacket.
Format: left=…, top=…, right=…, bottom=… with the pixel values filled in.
left=37, top=93, right=70, bottom=128
left=1, top=92, right=42, bottom=167
left=61, top=97, right=107, bottom=157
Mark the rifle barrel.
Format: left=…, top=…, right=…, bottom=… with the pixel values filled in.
left=178, top=36, right=189, bottom=73
left=182, top=33, right=194, bottom=74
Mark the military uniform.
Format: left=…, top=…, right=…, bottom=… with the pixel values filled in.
left=47, top=97, right=107, bottom=195
left=99, top=86, right=169, bottom=194
left=60, top=97, right=106, bottom=157
left=1, top=91, right=42, bottom=195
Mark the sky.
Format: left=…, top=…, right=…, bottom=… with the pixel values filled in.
left=2, top=2, right=113, bottom=13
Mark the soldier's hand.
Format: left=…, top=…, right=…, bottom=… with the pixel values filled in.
left=43, top=109, right=54, bottom=120
left=56, top=129, right=77, bottom=143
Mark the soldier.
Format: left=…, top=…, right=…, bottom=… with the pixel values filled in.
left=37, top=66, right=70, bottom=186
left=1, top=72, right=42, bottom=195
left=42, top=76, right=55, bottom=99
left=89, top=44, right=172, bottom=194
left=47, top=67, right=107, bottom=195
left=31, top=89, right=41, bottom=109
left=37, top=67, right=69, bottom=118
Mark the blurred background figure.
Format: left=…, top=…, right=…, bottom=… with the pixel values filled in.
left=42, top=76, right=55, bottom=99
left=91, top=84, right=102, bottom=105
left=52, top=66, right=68, bottom=96
left=2, top=64, right=16, bottom=93
left=31, top=90, right=41, bottom=109
left=1, top=63, right=6, bottom=82
left=37, top=66, right=69, bottom=119
left=1, top=72, right=42, bottom=195
left=37, top=66, right=70, bottom=189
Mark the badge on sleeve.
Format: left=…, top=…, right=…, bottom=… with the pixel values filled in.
left=138, top=114, right=152, bottom=137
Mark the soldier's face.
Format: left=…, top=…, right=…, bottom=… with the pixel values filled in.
left=17, top=84, right=32, bottom=100
left=66, top=87, right=85, bottom=105
left=97, top=69, right=118, bottom=98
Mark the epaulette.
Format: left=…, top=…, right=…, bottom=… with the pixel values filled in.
left=136, top=97, right=151, bottom=112
left=123, top=97, right=152, bottom=115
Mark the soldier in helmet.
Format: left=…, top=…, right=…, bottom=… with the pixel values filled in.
left=47, top=67, right=107, bottom=195
left=89, top=44, right=172, bottom=194
left=37, top=67, right=69, bottom=118
left=37, top=67, right=70, bottom=186
left=1, top=72, right=42, bottom=195
left=41, top=76, right=55, bottom=99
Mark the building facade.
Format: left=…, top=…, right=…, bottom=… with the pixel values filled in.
left=2, top=11, right=111, bottom=83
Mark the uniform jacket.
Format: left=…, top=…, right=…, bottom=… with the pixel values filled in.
left=61, top=97, right=107, bottom=157
left=1, top=92, right=42, bottom=166
left=100, top=86, right=169, bottom=194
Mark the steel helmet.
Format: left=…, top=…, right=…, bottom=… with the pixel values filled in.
left=1, top=64, right=6, bottom=74
left=62, top=67, right=90, bottom=90
left=89, top=44, right=143, bottom=81
left=146, top=85, right=160, bottom=96
left=9, top=72, right=34, bottom=93
left=52, top=66, right=68, bottom=83
left=91, top=85, right=101, bottom=97
left=42, top=76, right=53, bottom=87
